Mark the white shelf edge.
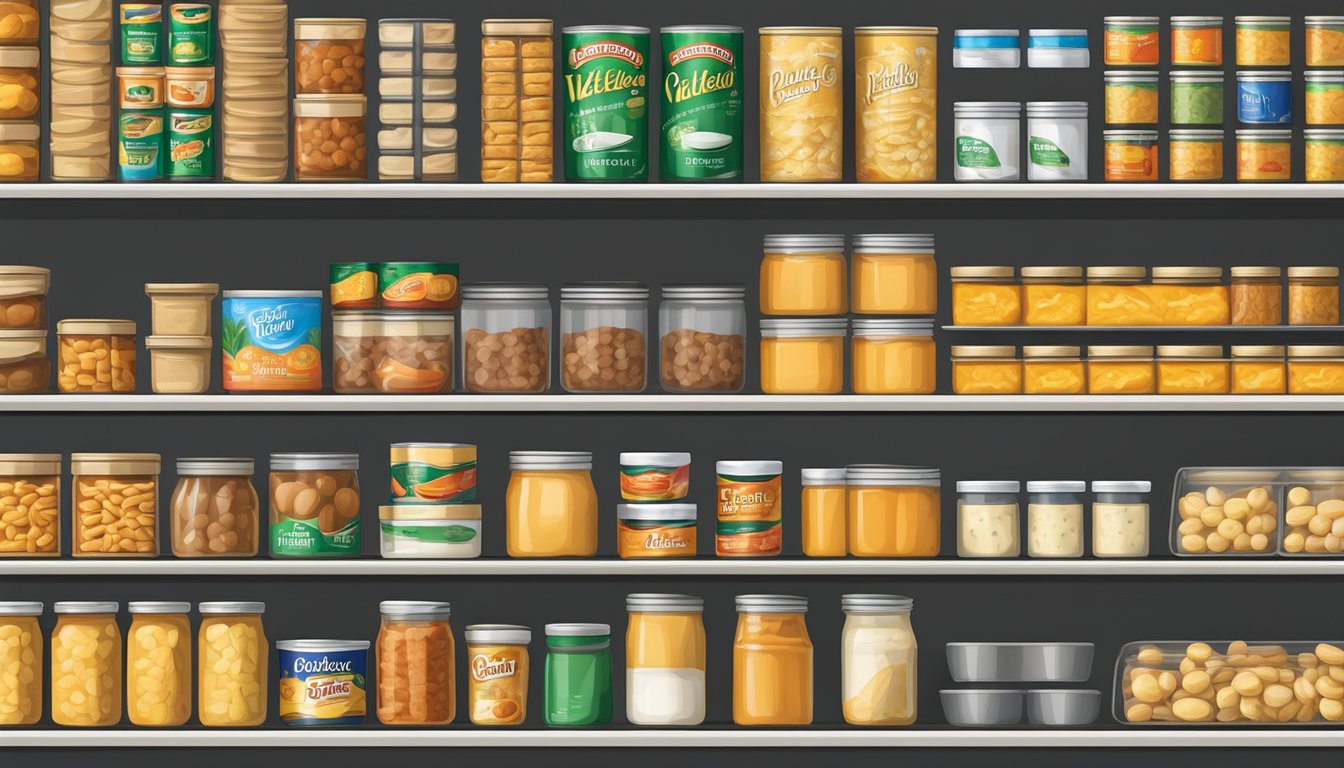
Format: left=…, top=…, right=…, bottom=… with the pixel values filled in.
left=944, top=325, right=1344, bottom=332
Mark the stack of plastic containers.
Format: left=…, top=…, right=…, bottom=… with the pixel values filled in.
left=292, top=18, right=367, bottom=181
left=49, top=0, right=114, bottom=181
left=377, top=19, right=458, bottom=181
left=218, top=0, right=287, bottom=182
left=0, top=0, right=38, bottom=182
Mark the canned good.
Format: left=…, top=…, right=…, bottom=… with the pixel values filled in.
left=1236, top=129, right=1292, bottom=182
left=167, top=109, right=214, bottom=179
left=118, top=67, right=165, bottom=109
left=390, top=442, right=477, bottom=504
left=164, top=66, right=215, bottom=108
left=329, top=263, right=378, bottom=309
left=1236, top=16, right=1290, bottom=67
left=118, top=110, right=166, bottom=182
left=1306, top=72, right=1344, bottom=125
left=277, top=640, right=369, bottom=726
left=759, top=26, right=843, bottom=182
left=1170, top=71, right=1224, bottom=125
left=1306, top=128, right=1344, bottom=181
left=619, top=452, right=691, bottom=501
left=855, top=26, right=938, bottom=182
left=168, top=3, right=213, bottom=65
left=1104, top=130, right=1158, bottom=182
left=716, top=460, right=783, bottom=557
left=121, top=4, right=164, bottom=64
left=379, top=262, right=461, bottom=310
left=1172, top=16, right=1224, bottom=67
left=659, top=26, right=743, bottom=181
left=562, top=25, right=650, bottom=182
left=1307, top=17, right=1344, bottom=67
left=617, top=503, right=696, bottom=558
left=1169, top=129, right=1224, bottom=181
left=221, top=291, right=323, bottom=393
left=1104, top=71, right=1158, bottom=124
left=1238, top=71, right=1293, bottom=124
left=1104, top=16, right=1158, bottom=66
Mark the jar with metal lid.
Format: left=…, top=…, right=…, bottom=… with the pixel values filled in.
left=294, top=18, right=367, bottom=95
left=801, top=468, right=846, bottom=557
left=506, top=451, right=597, bottom=557
left=1104, top=17, right=1158, bottom=66
left=854, top=27, right=938, bottom=183
left=658, top=285, right=746, bottom=393
left=1172, top=16, right=1223, bottom=66
left=51, top=601, right=122, bottom=726
left=1105, top=71, right=1158, bottom=125
left=841, top=594, right=917, bottom=726
left=126, top=601, right=192, bottom=727
left=759, top=235, right=847, bottom=316
left=294, top=94, right=368, bottom=180
left=0, top=453, right=58, bottom=556
left=957, top=481, right=1021, bottom=557
left=1231, top=346, right=1287, bottom=394
left=377, top=601, right=455, bottom=725
left=1087, top=345, right=1155, bottom=394
left=71, top=453, right=161, bottom=557
left=462, top=283, right=552, bottom=393
left=269, top=453, right=361, bottom=558
left=0, top=0, right=37, bottom=44
left=197, top=601, right=267, bottom=727
left=332, top=311, right=455, bottom=394
left=1026, top=481, right=1085, bottom=558
left=0, top=601, right=41, bottom=724
left=626, top=594, right=706, bottom=726
left=1104, top=130, right=1158, bottom=182
left=1091, top=481, right=1150, bottom=557
left=846, top=465, right=941, bottom=557
left=850, top=318, right=935, bottom=395
left=1157, top=346, right=1230, bottom=394
left=1305, top=72, right=1344, bottom=125
left=1236, top=16, right=1290, bottom=66
left=0, top=265, right=48, bottom=329
left=1230, top=267, right=1282, bottom=325
left=1237, top=129, right=1292, bottom=181
left=733, top=594, right=812, bottom=725
left=951, top=345, right=1021, bottom=395
left=1170, top=129, right=1224, bottom=181
left=759, top=27, right=843, bottom=182
left=1170, top=72, right=1224, bottom=125
left=1023, top=346, right=1085, bottom=395
left=1150, top=267, right=1230, bottom=326
left=953, top=101, right=1021, bottom=181
left=1306, top=129, right=1344, bottom=181
left=1238, top=71, right=1293, bottom=124
left=1288, top=346, right=1344, bottom=394
left=57, top=319, right=137, bottom=393
left=1085, top=266, right=1149, bottom=326
left=544, top=623, right=613, bottom=726
left=1026, top=101, right=1088, bottom=181
left=0, top=47, right=39, bottom=120
left=1288, top=267, right=1340, bottom=325
left=1308, top=17, right=1344, bottom=67
left=951, top=266, right=1020, bottom=326
left=851, top=234, right=937, bottom=315
left=171, top=458, right=259, bottom=557
left=464, top=623, right=531, bottom=725
left=1021, top=266, right=1084, bottom=326
left=0, top=330, right=48, bottom=393
left=559, top=283, right=649, bottom=393
left=759, top=318, right=847, bottom=395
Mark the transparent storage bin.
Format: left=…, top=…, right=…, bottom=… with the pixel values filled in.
left=1169, top=468, right=1282, bottom=557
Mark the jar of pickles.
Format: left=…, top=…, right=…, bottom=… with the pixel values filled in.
left=559, top=283, right=649, bottom=393
left=1236, top=16, right=1290, bottom=66
left=51, top=601, right=122, bottom=727
left=851, top=234, right=937, bottom=315
left=0, top=265, right=47, bottom=329
left=1104, top=130, right=1158, bottom=181
left=845, top=465, right=941, bottom=557
left=0, top=601, right=41, bottom=725
left=1087, top=345, right=1155, bottom=394
left=1230, top=346, right=1287, bottom=394
left=759, top=318, right=847, bottom=395
left=1157, top=345, right=1230, bottom=395
left=71, top=453, right=160, bottom=558
left=850, top=319, right=935, bottom=395
left=0, top=47, right=39, bottom=120
left=951, top=345, right=1022, bottom=395
left=1170, top=129, right=1224, bottom=181
left=57, top=319, right=137, bottom=393
left=659, top=285, right=746, bottom=393
left=198, top=601, right=267, bottom=727
left=294, top=18, right=367, bottom=95
left=462, top=284, right=553, bottom=394
left=1021, top=266, right=1085, bottom=326
left=1307, top=17, right=1344, bottom=67
left=1172, top=16, right=1224, bottom=67
left=293, top=94, right=368, bottom=180
left=1104, top=71, right=1158, bottom=124
left=1306, top=129, right=1344, bottom=181
left=170, top=458, right=259, bottom=557
left=1170, top=72, right=1224, bottom=125
left=377, top=601, right=455, bottom=725
left=840, top=594, right=917, bottom=727
left=1289, top=267, right=1340, bottom=325
left=759, top=235, right=847, bottom=316
left=1306, top=72, right=1344, bottom=125
left=1022, top=346, right=1085, bottom=395
left=1230, top=267, right=1282, bottom=325
left=951, top=267, right=1020, bottom=326
left=1237, top=129, right=1292, bottom=182
left=0, top=330, right=48, bottom=393
left=506, top=451, right=598, bottom=558
left=1288, top=346, right=1344, bottom=394
left=733, top=594, right=812, bottom=725
left=126, top=602, right=192, bottom=727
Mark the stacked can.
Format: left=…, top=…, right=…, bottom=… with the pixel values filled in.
left=617, top=452, right=695, bottom=558
left=377, top=19, right=458, bottom=181
left=1306, top=17, right=1344, bottom=180
left=293, top=18, right=368, bottom=180
left=0, top=0, right=39, bottom=182
left=49, top=0, right=115, bottom=181
left=218, top=0, right=287, bottom=182
left=380, top=443, right=481, bottom=559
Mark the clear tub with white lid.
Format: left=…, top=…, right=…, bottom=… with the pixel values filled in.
left=954, top=102, right=1021, bottom=181
left=1026, top=481, right=1085, bottom=558
left=953, top=29, right=1019, bottom=69
left=1026, top=102, right=1087, bottom=181
left=957, top=481, right=1021, bottom=557
left=1092, top=480, right=1151, bottom=557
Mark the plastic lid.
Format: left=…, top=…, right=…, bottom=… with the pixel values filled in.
left=332, top=311, right=455, bottom=331
left=55, top=602, right=119, bottom=614
left=1020, top=266, right=1083, bottom=279
left=801, top=468, right=847, bottom=485
left=379, top=504, right=482, bottom=521
left=146, top=335, right=212, bottom=350
left=462, top=283, right=549, bottom=301
left=851, top=234, right=934, bottom=252
left=1092, top=481, right=1152, bottom=493
left=951, top=266, right=1014, bottom=279
left=0, top=453, right=60, bottom=475
left=71, top=453, right=161, bottom=476
left=560, top=282, right=649, bottom=301
left=270, top=453, right=359, bottom=471
left=482, top=19, right=553, bottom=36
left=854, top=26, right=938, bottom=36
left=850, top=318, right=934, bottom=338
left=759, top=318, right=849, bottom=338
left=276, top=639, right=370, bottom=652
left=736, top=594, right=807, bottom=613
left=293, top=94, right=367, bottom=119
left=1306, top=16, right=1344, bottom=25
left=1152, top=266, right=1223, bottom=280
left=957, top=481, right=1021, bottom=493
left=950, top=345, right=1016, bottom=358
left=845, top=464, right=940, bottom=487
left=1170, top=71, right=1224, bottom=81
left=0, top=47, right=39, bottom=67
left=661, top=284, right=746, bottom=301
left=465, top=624, right=531, bottom=645
left=841, top=594, right=913, bottom=613
left=176, top=457, right=255, bottom=475
left=1087, top=266, right=1147, bottom=280
left=1230, top=266, right=1281, bottom=278
left=294, top=18, right=367, bottom=39
left=1088, top=345, right=1154, bottom=358
left=129, top=601, right=191, bottom=614
left=58, top=319, right=136, bottom=336
left=1026, top=481, right=1086, bottom=493
left=1023, top=345, right=1080, bottom=358
left=953, top=103, right=1022, bottom=118
left=1288, top=266, right=1340, bottom=278
left=545, top=623, right=610, bottom=637
left=198, top=601, right=265, bottom=615
left=1158, top=345, right=1223, bottom=358
left=617, top=503, right=696, bottom=521
left=0, top=602, right=42, bottom=616
left=717, top=460, right=782, bottom=476
left=1306, top=129, right=1344, bottom=139
left=626, top=594, right=704, bottom=612
left=1237, top=70, right=1293, bottom=81
left=1231, top=345, right=1285, bottom=357
left=762, top=234, right=845, bottom=252
left=510, top=451, right=592, bottom=471
left=619, top=452, right=691, bottom=466
left=145, top=282, right=220, bottom=296
left=1028, top=29, right=1088, bottom=48
left=380, top=600, right=451, bottom=619
left=955, top=29, right=1019, bottom=36
left=1288, top=345, right=1344, bottom=358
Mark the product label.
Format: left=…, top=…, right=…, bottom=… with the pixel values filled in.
left=563, top=31, right=649, bottom=181
left=715, top=520, right=782, bottom=556
left=660, top=30, right=743, bottom=180
left=1028, top=136, right=1071, bottom=167
left=271, top=516, right=360, bottom=557
left=620, top=464, right=690, bottom=500
left=617, top=519, right=696, bottom=557
left=955, top=135, right=1002, bottom=168
left=1239, top=82, right=1292, bottom=123
left=278, top=649, right=367, bottom=726
left=768, top=60, right=838, bottom=107
left=863, top=61, right=920, bottom=106
left=391, top=460, right=477, bottom=503
left=168, top=110, right=213, bottom=178
left=381, top=522, right=480, bottom=544
left=329, top=264, right=377, bottom=308
left=168, top=4, right=213, bottom=65
left=222, top=296, right=323, bottom=392
left=717, top=473, right=782, bottom=522
left=120, top=4, right=163, bottom=64
left=468, top=646, right=526, bottom=724
left=118, top=111, right=165, bottom=181
left=378, top=263, right=460, bottom=308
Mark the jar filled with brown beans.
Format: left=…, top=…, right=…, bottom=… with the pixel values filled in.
left=293, top=94, right=368, bottom=180
left=461, top=284, right=552, bottom=393
left=294, top=19, right=367, bottom=95
left=1230, top=266, right=1282, bottom=325
left=658, top=285, right=747, bottom=393
left=560, top=283, right=648, bottom=393
left=170, top=458, right=259, bottom=557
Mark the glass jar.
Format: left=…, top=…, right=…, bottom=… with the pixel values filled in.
left=1026, top=101, right=1088, bottom=181
left=1170, top=72, right=1224, bottom=125
left=71, top=453, right=160, bottom=558
left=559, top=283, right=649, bottom=393
left=851, top=319, right=935, bottom=395
left=1023, top=346, right=1085, bottom=395
left=1086, top=266, right=1149, bottom=325
left=1236, top=16, right=1290, bottom=66
left=57, top=319, right=137, bottom=393
left=0, top=453, right=58, bottom=556
left=951, top=267, right=1020, bottom=326
left=841, top=594, right=917, bottom=727
left=1306, top=129, right=1344, bottom=181
left=1104, top=16, right=1159, bottom=66
left=851, top=234, right=937, bottom=315
left=126, top=601, right=192, bottom=727
left=1169, top=129, right=1224, bottom=181
left=544, top=623, right=613, bottom=726
left=1157, top=346, right=1230, bottom=394
left=1288, top=346, right=1344, bottom=394
left=0, top=0, right=37, bottom=44
left=1231, top=345, right=1287, bottom=394
left=1172, top=16, right=1223, bottom=66
left=294, top=18, right=367, bottom=95
left=759, top=318, right=847, bottom=395
left=51, top=602, right=121, bottom=727
left=1289, top=267, right=1341, bottom=325
left=0, top=265, right=48, bottom=330
left=1238, top=71, right=1293, bottom=124
left=659, top=285, right=747, bottom=393
left=1150, top=267, right=1230, bottom=326
left=1307, top=17, right=1344, bottom=67
left=957, top=481, right=1021, bottom=557
left=464, top=624, right=530, bottom=726
left=1104, top=130, right=1158, bottom=182
left=293, top=94, right=368, bottom=180
left=1237, top=129, right=1292, bottom=182
left=197, top=601, right=267, bottom=727
left=171, top=458, right=259, bottom=557
left=0, top=601, right=41, bottom=725
left=759, top=235, right=847, bottom=316
left=1305, top=72, right=1344, bottom=125
left=1026, top=481, right=1085, bottom=558
left=1230, top=267, right=1282, bottom=325
left=853, top=26, right=938, bottom=183
left=1021, top=266, right=1085, bottom=326
left=759, top=27, right=843, bottom=182
left=506, top=451, right=597, bottom=557
left=733, top=594, right=812, bottom=725
left=953, top=101, right=1021, bottom=181
left=1091, top=481, right=1150, bottom=557
left=332, top=311, right=455, bottom=394
left=626, top=594, right=706, bottom=726
left=801, top=468, right=846, bottom=557
left=951, top=345, right=1022, bottom=395
left=268, top=453, right=361, bottom=558
left=1104, top=71, right=1158, bottom=125
left=0, top=47, right=39, bottom=120
left=1087, top=345, right=1156, bottom=394
left=462, top=284, right=552, bottom=393
left=377, top=601, right=455, bottom=725
left=845, top=465, right=941, bottom=557
left=0, top=330, right=48, bottom=393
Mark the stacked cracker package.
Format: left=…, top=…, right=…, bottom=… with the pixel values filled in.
left=50, top=0, right=115, bottom=181
left=219, top=0, right=287, bottom=181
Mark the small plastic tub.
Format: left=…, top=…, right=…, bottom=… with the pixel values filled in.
left=57, top=319, right=137, bottom=393
left=145, top=335, right=211, bottom=393
left=378, top=504, right=482, bottom=559
left=1104, top=130, right=1158, bottom=182
left=618, top=452, right=691, bottom=502
left=1238, top=71, right=1293, bottom=124
left=1027, top=29, right=1088, bottom=68
left=1236, top=129, right=1292, bottom=182
left=1104, top=17, right=1158, bottom=66
left=144, top=282, right=218, bottom=336
left=953, top=29, right=1020, bottom=69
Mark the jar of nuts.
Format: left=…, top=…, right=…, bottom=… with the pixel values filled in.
left=0, top=265, right=49, bottom=330
left=461, top=284, right=552, bottom=394
left=333, top=311, right=455, bottom=394
left=0, top=329, right=48, bottom=393
left=57, top=319, right=137, bottom=394
left=560, top=283, right=649, bottom=393
left=658, top=285, right=747, bottom=393
left=293, top=94, right=368, bottom=180
left=294, top=19, right=367, bottom=95
left=171, top=458, right=259, bottom=557
left=269, top=453, right=361, bottom=558
left=1288, top=266, right=1341, bottom=325
left=71, top=453, right=161, bottom=558
left=1172, top=470, right=1281, bottom=556
left=0, top=453, right=60, bottom=557
left=1282, top=471, right=1344, bottom=555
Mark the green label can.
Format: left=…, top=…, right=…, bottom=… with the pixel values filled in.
left=120, top=4, right=164, bottom=64
left=168, top=3, right=213, bottom=65
left=167, top=109, right=214, bottom=178
left=562, top=25, right=650, bottom=182
left=118, top=110, right=165, bottom=181
left=659, top=25, right=743, bottom=181
left=271, top=516, right=360, bottom=557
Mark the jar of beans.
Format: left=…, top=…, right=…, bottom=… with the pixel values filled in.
left=658, top=285, right=747, bottom=393
left=1288, top=266, right=1341, bottom=326
left=461, top=284, right=552, bottom=393
left=170, top=458, right=259, bottom=557
left=56, top=319, right=137, bottom=393
left=293, top=94, right=367, bottom=180
left=294, top=18, right=366, bottom=95
left=560, top=283, right=649, bottom=393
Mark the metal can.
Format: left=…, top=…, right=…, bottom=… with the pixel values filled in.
left=378, top=262, right=461, bottom=310
left=659, top=25, right=743, bottom=181
left=716, top=460, right=783, bottom=557
left=120, top=4, right=164, bottom=64
left=167, top=3, right=213, bottom=65
left=562, top=25, right=650, bottom=182
left=759, top=26, right=842, bottom=182
left=855, top=26, right=939, bottom=183
left=390, top=442, right=478, bottom=505
left=167, top=109, right=214, bottom=179
left=276, top=640, right=369, bottom=726
left=118, top=110, right=165, bottom=182
left=329, top=263, right=378, bottom=309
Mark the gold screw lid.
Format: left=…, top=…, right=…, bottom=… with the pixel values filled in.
left=1288, top=345, right=1344, bottom=358
left=1231, top=345, right=1285, bottom=357
left=1088, top=345, right=1154, bottom=358
left=1087, top=266, right=1147, bottom=280
left=1230, top=266, right=1281, bottom=278
left=950, top=266, right=1014, bottom=279
left=950, top=345, right=1017, bottom=359
left=1020, top=266, right=1083, bottom=279
left=1151, top=266, right=1224, bottom=280
left=1288, top=266, right=1340, bottom=278
left=1023, top=346, right=1081, bottom=358
left=1157, top=345, right=1224, bottom=358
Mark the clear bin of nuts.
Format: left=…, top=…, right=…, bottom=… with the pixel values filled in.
left=0, top=453, right=60, bottom=557
left=293, top=94, right=367, bottom=180
left=1281, top=470, right=1344, bottom=556
left=559, top=283, right=648, bottom=393
left=1115, top=640, right=1344, bottom=724
left=294, top=18, right=366, bottom=95
left=658, top=284, right=746, bottom=393
left=0, top=265, right=48, bottom=329
left=0, top=329, right=48, bottom=393
left=1170, top=469, right=1282, bottom=556
left=269, top=453, right=361, bottom=558
left=71, top=453, right=160, bottom=558
left=56, top=319, right=136, bottom=393
left=170, top=458, right=259, bottom=557
left=461, top=283, right=551, bottom=393
left=332, top=310, right=454, bottom=394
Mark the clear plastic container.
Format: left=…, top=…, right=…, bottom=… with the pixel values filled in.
left=126, top=601, right=192, bottom=727
left=1087, top=345, right=1155, bottom=394
left=951, top=345, right=1022, bottom=395
left=0, top=453, right=58, bottom=556
left=1288, top=345, right=1344, bottom=395
left=659, top=285, right=746, bottom=393
left=1237, top=129, right=1292, bottom=182
left=801, top=468, right=846, bottom=557
left=1237, top=17, right=1290, bottom=66
left=0, top=330, right=48, bottom=393
left=1288, top=267, right=1340, bottom=325
left=1172, top=16, right=1224, bottom=67
left=733, top=595, right=812, bottom=725
left=0, top=265, right=47, bottom=330
left=1157, top=346, right=1230, bottom=394
left=464, top=624, right=530, bottom=725
left=1170, top=129, right=1224, bottom=181
left=1306, top=128, right=1344, bottom=181
left=333, top=311, right=455, bottom=394
left=0, top=601, right=41, bottom=724
left=51, top=602, right=122, bottom=727
left=1023, top=345, right=1085, bottom=395
left=0, top=47, right=39, bottom=119
left=1021, top=266, right=1085, bottom=326
left=560, top=283, right=649, bottom=393
left=294, top=18, right=367, bottom=95
left=626, top=594, right=706, bottom=726
left=506, top=451, right=597, bottom=557
left=1281, top=469, right=1344, bottom=555
left=479, top=18, right=554, bottom=183
left=1231, top=345, right=1287, bottom=394
left=1091, top=480, right=1150, bottom=558
left=57, top=319, right=137, bottom=393
left=1307, top=17, right=1344, bottom=67
left=759, top=318, right=847, bottom=395
left=1026, top=481, right=1085, bottom=558
left=953, top=101, right=1021, bottom=180
left=71, top=453, right=160, bottom=558
left=957, top=481, right=1021, bottom=557
left=462, top=283, right=552, bottom=393
left=1230, top=267, right=1282, bottom=325
left=171, top=458, right=259, bottom=557
left=951, top=267, right=1020, bottom=326
left=197, top=601, right=267, bottom=727
left=1105, top=71, right=1158, bottom=124
left=1149, top=266, right=1230, bottom=326
left=760, top=235, right=847, bottom=316
left=269, top=453, right=361, bottom=558
left=850, top=319, right=935, bottom=395
left=1171, top=468, right=1282, bottom=557
left=841, top=594, right=917, bottom=726
left=845, top=465, right=941, bottom=557
left=377, top=601, right=455, bottom=725
left=294, top=94, right=368, bottom=180
left=851, top=234, right=937, bottom=315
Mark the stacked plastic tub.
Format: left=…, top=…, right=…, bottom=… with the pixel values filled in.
left=377, top=19, right=457, bottom=181
left=49, top=0, right=114, bottom=181
left=0, top=0, right=39, bottom=181
left=219, top=0, right=288, bottom=182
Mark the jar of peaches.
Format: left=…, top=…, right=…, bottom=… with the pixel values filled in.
left=127, top=602, right=192, bottom=727
left=950, top=267, right=1020, bottom=326
left=0, top=601, right=42, bottom=725
left=198, top=601, right=267, bottom=727
left=51, top=601, right=122, bottom=726
left=1169, top=129, right=1223, bottom=181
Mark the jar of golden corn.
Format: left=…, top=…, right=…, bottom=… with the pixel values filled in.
left=1307, top=17, right=1344, bottom=67
left=854, top=26, right=938, bottom=183
left=1306, top=72, right=1344, bottom=125
left=1306, top=129, right=1344, bottom=181
left=1169, top=129, right=1224, bottom=181
left=951, top=266, right=1020, bottom=326
left=1021, top=266, right=1085, bottom=326
left=850, top=318, right=935, bottom=395
left=1087, top=345, right=1155, bottom=394
left=1023, top=346, right=1085, bottom=395
left=1230, top=267, right=1282, bottom=325
left=1236, top=16, right=1290, bottom=66
left=1086, top=267, right=1149, bottom=326
left=52, top=601, right=122, bottom=727
left=759, top=27, right=842, bottom=182
left=127, top=601, right=192, bottom=727
left=198, top=601, right=267, bottom=727
left=1157, top=346, right=1230, bottom=395
left=759, top=235, right=847, bottom=316
left=1288, top=267, right=1341, bottom=325
left=951, top=345, right=1021, bottom=395
left=851, top=234, right=937, bottom=315
left=759, top=318, right=847, bottom=395
left=0, top=601, right=41, bottom=725
left=1231, top=346, right=1286, bottom=394
left=1288, top=345, right=1344, bottom=394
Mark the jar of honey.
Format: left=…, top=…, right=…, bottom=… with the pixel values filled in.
left=1021, top=266, right=1085, bottom=326
left=733, top=594, right=812, bottom=725
left=759, top=318, right=848, bottom=395
left=845, top=464, right=941, bottom=557
left=850, top=318, right=935, bottom=395
left=1087, top=346, right=1155, bottom=394
left=506, top=451, right=598, bottom=557
left=800, top=468, right=846, bottom=557
left=759, top=235, right=847, bottom=316
left=851, top=234, right=937, bottom=315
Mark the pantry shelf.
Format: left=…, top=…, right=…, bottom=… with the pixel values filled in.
left=943, top=325, right=1344, bottom=333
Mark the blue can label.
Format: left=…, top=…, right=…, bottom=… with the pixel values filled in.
left=1238, top=80, right=1292, bottom=124
left=278, top=644, right=368, bottom=726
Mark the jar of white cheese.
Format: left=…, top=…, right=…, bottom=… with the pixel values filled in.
left=1026, top=481, right=1085, bottom=558
left=956, top=481, right=1021, bottom=557
left=1091, top=481, right=1151, bottom=557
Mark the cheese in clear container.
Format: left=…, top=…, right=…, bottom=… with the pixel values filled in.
left=952, top=345, right=1021, bottom=395
left=957, top=481, right=1020, bottom=557
left=1149, top=267, right=1230, bottom=326
left=506, top=451, right=597, bottom=557
left=1021, top=266, right=1085, bottom=326
left=1157, top=346, right=1230, bottom=395
left=845, top=465, right=940, bottom=558
left=1087, top=345, right=1155, bottom=394
left=1307, top=17, right=1344, bottom=67
left=801, top=468, right=846, bottom=557
left=1086, top=266, right=1149, bottom=326
left=1306, top=129, right=1344, bottom=181
left=951, top=267, right=1020, bottom=326
left=626, top=593, right=706, bottom=726
left=759, top=235, right=847, bottom=316
left=197, top=601, right=267, bottom=727
left=1288, top=345, right=1344, bottom=394
left=71, top=453, right=160, bottom=557
left=0, top=453, right=59, bottom=557
left=1236, top=16, right=1290, bottom=66
left=0, top=601, right=42, bottom=725
left=1026, top=481, right=1085, bottom=558
left=1091, top=481, right=1150, bottom=557
left=1023, top=345, right=1085, bottom=395
left=759, top=318, right=847, bottom=395
left=52, top=601, right=122, bottom=726
left=841, top=594, right=917, bottom=726
left=851, top=234, right=937, bottom=315
left=850, top=318, right=935, bottom=395
left=733, top=594, right=812, bottom=725
left=1231, top=346, right=1287, bottom=394
left=127, top=601, right=192, bottom=727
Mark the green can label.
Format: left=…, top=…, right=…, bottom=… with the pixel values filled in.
left=391, top=460, right=478, bottom=504
left=120, top=4, right=163, bottom=64
left=167, top=109, right=214, bottom=177
left=562, top=27, right=649, bottom=182
left=272, top=516, right=360, bottom=557
left=168, top=3, right=213, bottom=65
left=659, top=26, right=743, bottom=181
left=118, top=110, right=165, bottom=181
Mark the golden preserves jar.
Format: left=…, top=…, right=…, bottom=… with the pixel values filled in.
left=1088, top=345, right=1155, bottom=394
left=854, top=26, right=938, bottom=183
left=759, top=318, right=847, bottom=395
left=801, top=468, right=846, bottom=557
left=1104, top=71, right=1158, bottom=124
left=1288, top=346, right=1344, bottom=394
left=845, top=465, right=940, bottom=558
left=1236, top=16, right=1290, bottom=66
left=1021, top=266, right=1085, bottom=326
left=733, top=595, right=812, bottom=725
left=127, top=602, right=191, bottom=727
left=198, top=601, right=267, bottom=727
left=294, top=94, right=368, bottom=180
left=1306, top=128, right=1344, bottom=181
left=1289, top=267, right=1341, bottom=325
left=1157, top=346, right=1230, bottom=394
left=759, top=235, right=847, bottom=316
left=1169, top=129, right=1224, bottom=181
left=71, top=453, right=160, bottom=557
left=841, top=594, right=917, bottom=727
left=506, top=451, right=597, bottom=557
left=1231, top=346, right=1286, bottom=394
left=850, top=319, right=935, bottom=395
left=851, top=234, right=937, bottom=315
left=52, top=601, right=122, bottom=727
left=951, top=266, right=1020, bottom=326
left=480, top=19, right=553, bottom=183
left=1172, top=16, right=1223, bottom=66
left=0, top=47, right=39, bottom=120
left=1104, top=129, right=1157, bottom=181
left=1306, top=72, right=1344, bottom=125
left=57, top=319, right=136, bottom=393
left=1023, top=346, right=1085, bottom=395
left=171, top=458, right=259, bottom=557
left=0, top=601, right=41, bottom=725
left=377, top=601, right=455, bottom=726
left=759, top=27, right=842, bottom=182
left=0, top=453, right=59, bottom=556
left=952, top=345, right=1021, bottom=395
left=1149, top=267, right=1230, bottom=326
left=465, top=624, right=530, bottom=725
left=1086, top=266, right=1150, bottom=326
left=1308, top=17, right=1344, bottom=66
left=1237, top=129, right=1291, bottom=181
left=1230, top=266, right=1282, bottom=325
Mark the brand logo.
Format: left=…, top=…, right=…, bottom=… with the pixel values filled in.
left=865, top=62, right=920, bottom=105
left=570, top=41, right=643, bottom=68
left=471, top=654, right=517, bottom=682
left=304, top=675, right=352, bottom=703
left=247, top=305, right=296, bottom=340
left=669, top=43, right=734, bottom=67
left=290, top=655, right=355, bottom=675
left=769, top=63, right=837, bottom=107
left=644, top=531, right=690, bottom=549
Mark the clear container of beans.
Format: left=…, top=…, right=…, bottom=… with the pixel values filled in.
left=560, top=283, right=649, bottom=394
left=1288, top=267, right=1341, bottom=326
left=0, top=453, right=59, bottom=556
left=332, top=311, right=455, bottom=394
left=659, top=284, right=747, bottom=393
left=57, top=320, right=137, bottom=394
left=294, top=94, right=368, bottom=180
left=0, top=329, right=47, bottom=393
left=71, top=453, right=160, bottom=558
left=171, top=458, right=259, bottom=558
left=0, top=265, right=48, bottom=329
left=295, top=18, right=367, bottom=95
left=197, top=601, right=268, bottom=727
left=0, top=47, right=40, bottom=120
left=461, top=284, right=552, bottom=394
